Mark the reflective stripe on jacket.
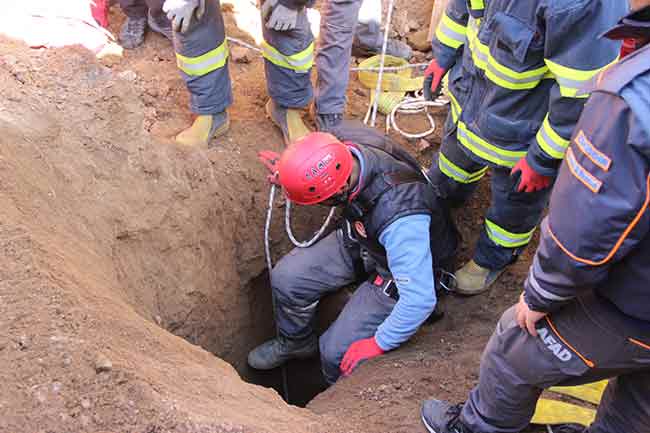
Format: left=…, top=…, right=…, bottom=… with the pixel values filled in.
left=432, top=0, right=627, bottom=174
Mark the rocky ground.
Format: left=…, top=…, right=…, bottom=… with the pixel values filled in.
left=0, top=1, right=550, bottom=432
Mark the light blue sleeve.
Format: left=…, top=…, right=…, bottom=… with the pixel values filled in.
left=374, top=214, right=436, bottom=351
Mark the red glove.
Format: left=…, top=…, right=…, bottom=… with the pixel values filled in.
left=510, top=157, right=551, bottom=193
left=258, top=150, right=281, bottom=185
left=340, top=337, right=385, bottom=377
left=423, top=59, right=447, bottom=101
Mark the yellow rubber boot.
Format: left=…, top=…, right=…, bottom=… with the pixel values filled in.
left=175, top=112, right=230, bottom=147
left=265, top=100, right=310, bottom=146
left=454, top=260, right=505, bottom=296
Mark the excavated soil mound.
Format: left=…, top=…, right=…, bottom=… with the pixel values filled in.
left=0, top=38, right=355, bottom=433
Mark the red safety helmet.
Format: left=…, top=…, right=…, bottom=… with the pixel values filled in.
left=277, top=132, right=354, bottom=205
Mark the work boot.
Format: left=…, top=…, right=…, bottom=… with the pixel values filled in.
left=147, top=11, right=173, bottom=41
left=175, top=112, right=230, bottom=147
left=265, top=100, right=310, bottom=145
left=119, top=16, right=147, bottom=49
left=315, top=113, right=343, bottom=133
left=421, top=400, right=474, bottom=433
left=453, top=260, right=505, bottom=296
left=248, top=334, right=318, bottom=370
left=352, top=37, right=413, bottom=60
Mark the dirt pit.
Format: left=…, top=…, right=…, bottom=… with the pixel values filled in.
left=0, top=1, right=551, bottom=432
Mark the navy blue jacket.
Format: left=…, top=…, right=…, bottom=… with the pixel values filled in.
left=524, top=43, right=650, bottom=324
left=432, top=0, right=626, bottom=175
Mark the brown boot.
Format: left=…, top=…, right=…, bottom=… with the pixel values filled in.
left=453, top=260, right=505, bottom=296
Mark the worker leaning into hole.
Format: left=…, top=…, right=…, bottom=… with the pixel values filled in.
left=420, top=0, right=628, bottom=295
left=248, top=124, right=459, bottom=384
left=160, top=0, right=411, bottom=148
left=420, top=6, right=650, bottom=433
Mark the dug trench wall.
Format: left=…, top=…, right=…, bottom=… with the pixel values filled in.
left=0, top=40, right=353, bottom=433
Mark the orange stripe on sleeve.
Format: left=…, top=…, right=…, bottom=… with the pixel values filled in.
left=629, top=337, right=650, bottom=351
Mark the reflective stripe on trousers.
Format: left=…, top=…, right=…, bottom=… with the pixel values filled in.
left=485, top=218, right=536, bottom=248
left=176, top=39, right=229, bottom=76
left=261, top=40, right=314, bottom=73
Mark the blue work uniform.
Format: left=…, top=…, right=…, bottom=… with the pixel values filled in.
left=427, top=0, right=627, bottom=269
left=459, top=39, right=650, bottom=433
left=171, top=0, right=314, bottom=115
left=171, top=0, right=395, bottom=116
left=270, top=125, right=458, bottom=384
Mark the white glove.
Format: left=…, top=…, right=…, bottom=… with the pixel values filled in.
left=163, top=0, right=206, bottom=34
left=261, top=0, right=299, bottom=31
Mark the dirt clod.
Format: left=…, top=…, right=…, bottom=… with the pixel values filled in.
left=407, top=29, right=433, bottom=52
left=94, top=355, right=113, bottom=373
left=231, top=46, right=251, bottom=64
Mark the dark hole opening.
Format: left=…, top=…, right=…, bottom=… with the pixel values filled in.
left=237, top=271, right=346, bottom=407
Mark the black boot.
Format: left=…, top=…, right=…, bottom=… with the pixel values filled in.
left=421, top=400, right=474, bottom=433
left=248, top=334, right=318, bottom=370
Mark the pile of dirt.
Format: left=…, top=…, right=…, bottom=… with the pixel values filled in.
left=0, top=37, right=354, bottom=432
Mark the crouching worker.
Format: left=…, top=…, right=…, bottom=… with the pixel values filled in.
left=248, top=125, right=459, bottom=384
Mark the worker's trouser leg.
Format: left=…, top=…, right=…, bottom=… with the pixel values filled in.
left=271, top=230, right=359, bottom=341
left=145, top=0, right=165, bottom=19
left=588, top=372, right=650, bottom=433
left=119, top=0, right=148, bottom=18
left=315, top=0, right=363, bottom=115
left=428, top=114, right=550, bottom=270
left=473, top=166, right=550, bottom=270
left=460, top=301, right=650, bottom=433
left=119, top=0, right=165, bottom=21
left=428, top=114, right=487, bottom=206
left=172, top=0, right=232, bottom=115
left=261, top=10, right=314, bottom=108
left=319, top=280, right=396, bottom=384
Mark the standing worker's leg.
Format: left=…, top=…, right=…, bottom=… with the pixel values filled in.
left=427, top=114, right=488, bottom=207
left=422, top=300, right=650, bottom=433
left=173, top=0, right=233, bottom=147
left=119, top=0, right=148, bottom=48
left=455, top=167, right=550, bottom=295
left=248, top=230, right=360, bottom=370
left=319, top=280, right=396, bottom=384
left=314, top=0, right=364, bottom=131
left=352, top=0, right=411, bottom=60
left=145, top=0, right=173, bottom=40
left=261, top=10, right=313, bottom=144
left=587, top=372, right=650, bottom=433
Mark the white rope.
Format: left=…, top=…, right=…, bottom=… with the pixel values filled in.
left=350, top=63, right=428, bottom=72
left=386, top=94, right=447, bottom=139
left=226, top=36, right=426, bottom=73
left=369, top=0, right=397, bottom=127
left=285, top=200, right=336, bottom=248
left=264, top=184, right=277, bottom=271
left=227, top=36, right=262, bottom=53
left=263, top=184, right=290, bottom=402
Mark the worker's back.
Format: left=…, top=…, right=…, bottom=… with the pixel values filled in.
left=589, top=45, right=650, bottom=323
